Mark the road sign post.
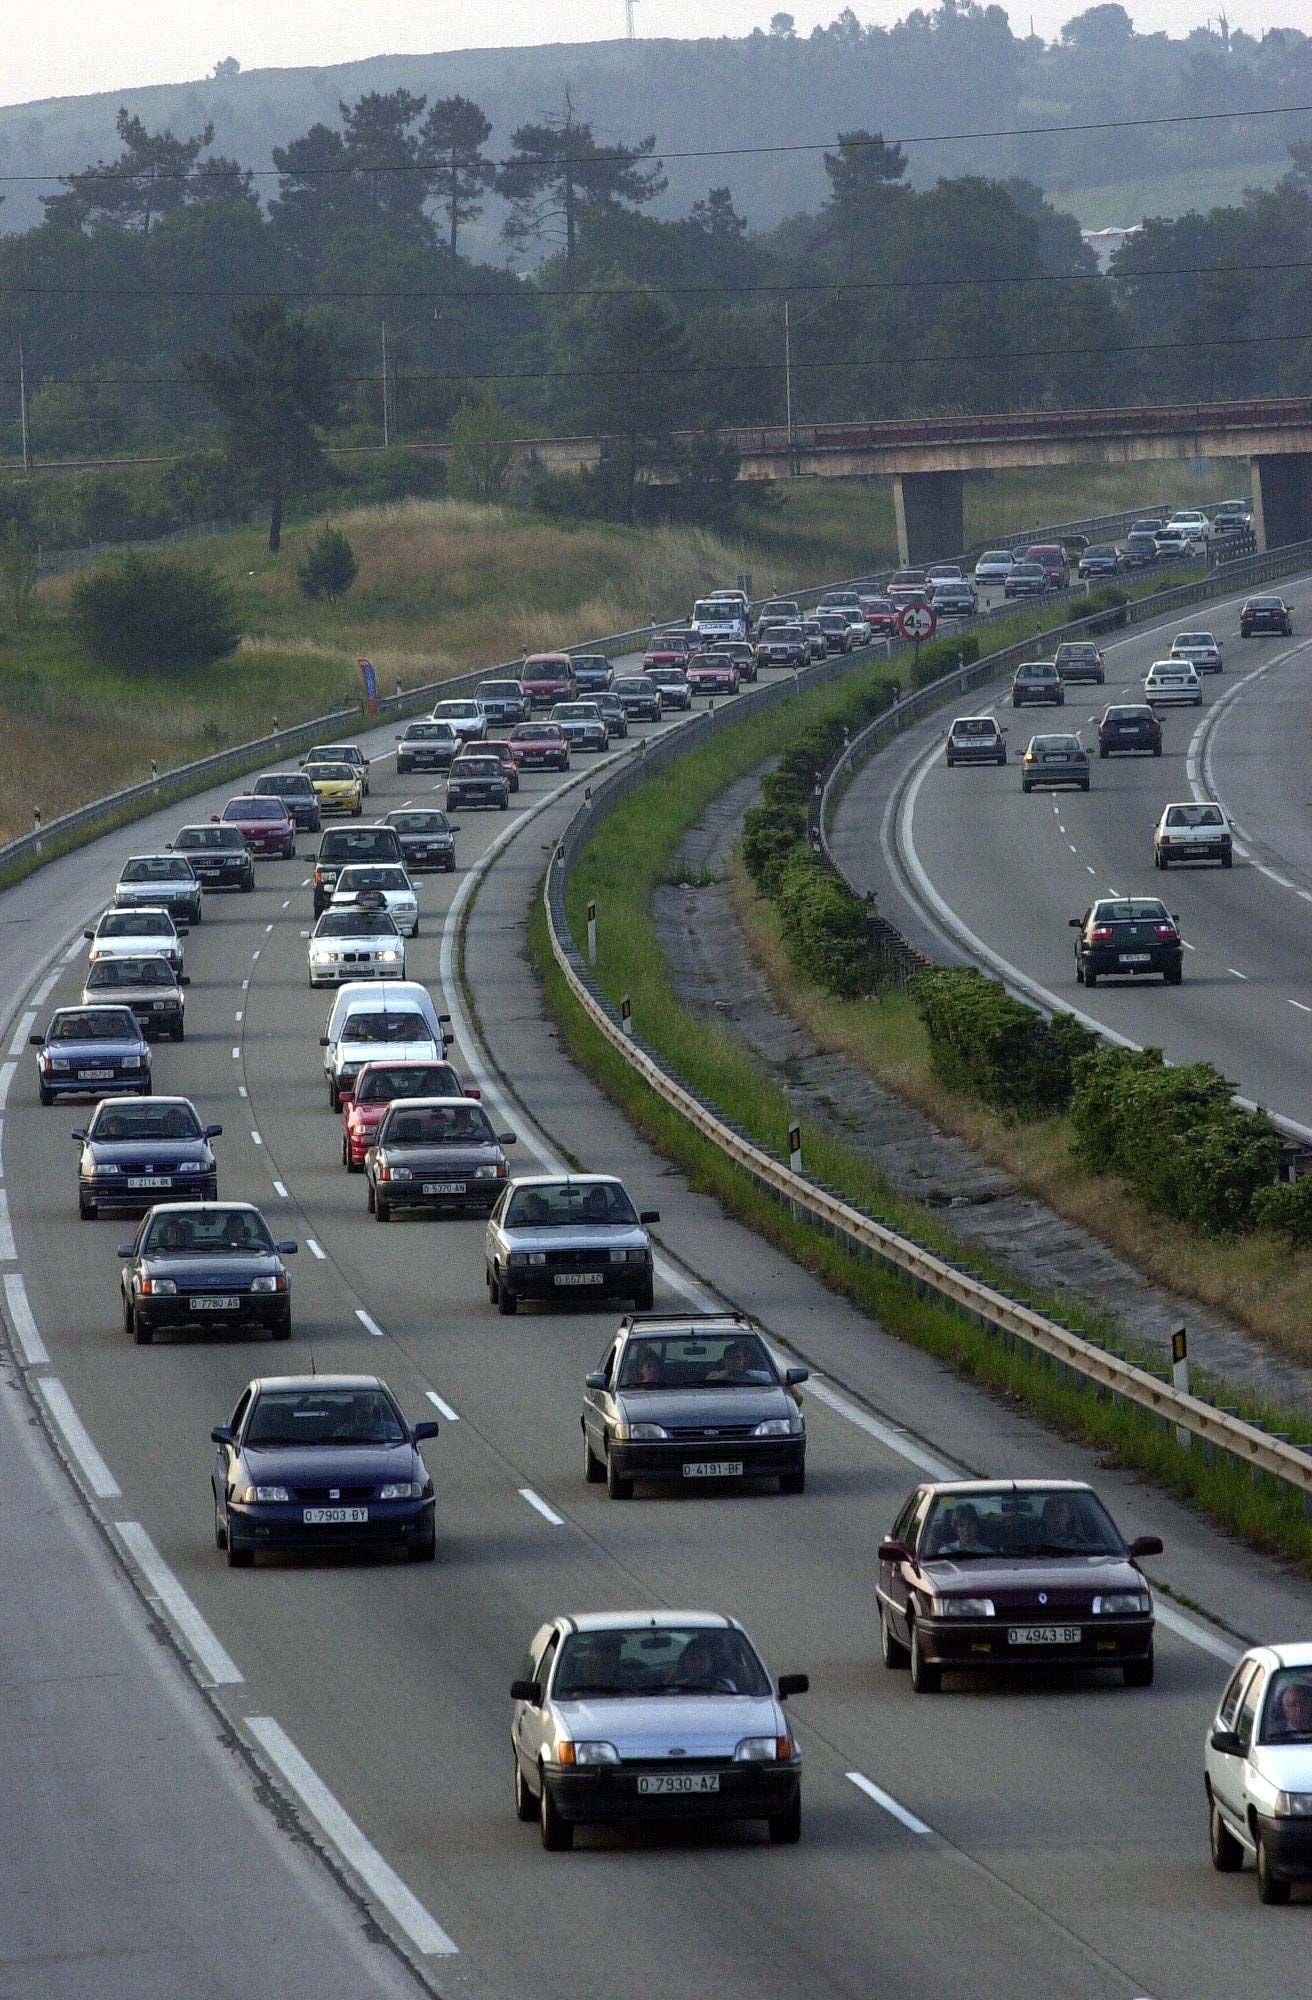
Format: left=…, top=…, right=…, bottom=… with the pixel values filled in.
left=896, top=602, right=937, bottom=683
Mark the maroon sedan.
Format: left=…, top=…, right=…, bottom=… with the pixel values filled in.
left=642, top=646, right=689, bottom=673
left=860, top=596, right=899, bottom=635
left=481, top=738, right=521, bottom=792
left=508, top=721, right=571, bottom=771
left=521, top=654, right=575, bottom=707
left=217, top=795, right=296, bottom=858
left=686, top=656, right=740, bottom=696
left=340, top=1057, right=476, bottom=1171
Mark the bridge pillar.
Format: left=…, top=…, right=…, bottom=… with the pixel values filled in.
left=1251, top=454, right=1312, bottom=552
left=892, top=471, right=965, bottom=566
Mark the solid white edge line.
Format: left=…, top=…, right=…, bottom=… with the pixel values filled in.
left=805, top=1378, right=957, bottom=1479
left=9, top=1009, right=36, bottom=1056
left=425, top=1389, right=460, bottom=1422
left=244, top=1715, right=458, bottom=1958
left=3, top=1272, right=48, bottom=1365
left=846, top=1770, right=933, bottom=1835
left=519, top=1486, right=565, bottom=1525
left=355, top=1308, right=384, bottom=1338
left=115, top=1520, right=244, bottom=1686
left=307, top=1237, right=326, bottom=1259
left=1290, top=1001, right=1312, bottom=1014
left=1154, top=1599, right=1241, bottom=1666
left=0, top=1187, right=15, bottom=1262
left=38, top=1377, right=121, bottom=1498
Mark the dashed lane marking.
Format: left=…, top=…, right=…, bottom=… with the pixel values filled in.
left=426, top=1390, right=460, bottom=1422
left=116, top=1521, right=243, bottom=1686
left=519, top=1487, right=565, bottom=1525
left=4, top=1273, right=47, bottom=1365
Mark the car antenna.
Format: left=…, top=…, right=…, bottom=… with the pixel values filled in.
left=308, top=1347, right=317, bottom=1377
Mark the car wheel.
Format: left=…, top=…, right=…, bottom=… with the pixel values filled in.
left=78, top=1193, right=96, bottom=1221
left=1084, top=967, right=1097, bottom=988
left=880, top=1604, right=909, bottom=1669
left=909, top=1621, right=941, bottom=1694
left=768, top=1795, right=802, bottom=1845
left=226, top=1532, right=254, bottom=1569
left=583, top=1426, right=605, bottom=1483
left=214, top=1496, right=228, bottom=1551
left=780, top=1466, right=806, bottom=1495
left=1152, top=744, right=1162, bottom=756
left=352, top=804, right=363, bottom=817
left=998, top=752, right=1007, bottom=765
left=1157, top=852, right=1167, bottom=869
left=409, top=1531, right=437, bottom=1563
left=496, top=1278, right=517, bottom=1316
left=539, top=1773, right=573, bottom=1851
left=328, top=1080, right=340, bottom=1112
left=1097, top=671, right=1105, bottom=683
left=374, top=1192, right=391, bottom=1222
left=606, top=1447, right=634, bottom=1501
left=132, top=1307, right=152, bottom=1346
left=1123, top=1651, right=1154, bottom=1688
left=1022, top=781, right=1032, bottom=794
left=1222, top=851, right=1233, bottom=868
left=1165, top=966, right=1183, bottom=986
left=1257, top=1827, right=1291, bottom=1904
left=241, top=876, right=254, bottom=892
left=633, top=1279, right=655, bottom=1311
left=173, top=1022, right=185, bottom=1042
left=1099, top=746, right=1108, bottom=759
left=445, top=858, right=456, bottom=873
left=39, top=1082, right=52, bottom=1106
left=1209, top=1796, right=1243, bottom=1872
left=515, top=1755, right=537, bottom=1823
left=945, top=755, right=955, bottom=767
left=1080, top=780, right=1089, bottom=792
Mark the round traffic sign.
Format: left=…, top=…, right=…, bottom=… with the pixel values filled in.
left=898, top=603, right=937, bottom=642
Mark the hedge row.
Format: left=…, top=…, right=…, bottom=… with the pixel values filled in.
left=911, top=967, right=1097, bottom=1118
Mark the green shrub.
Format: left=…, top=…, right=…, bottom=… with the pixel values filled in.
left=909, top=633, right=981, bottom=690
left=297, top=524, right=359, bottom=603
left=774, top=850, right=875, bottom=998
left=71, top=552, right=240, bottom=673
left=741, top=801, right=807, bottom=894
left=1253, top=1174, right=1312, bottom=1246
left=911, top=966, right=1095, bottom=1118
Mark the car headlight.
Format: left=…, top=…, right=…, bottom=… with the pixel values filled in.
left=929, top=1597, right=996, bottom=1618
left=251, top=1275, right=286, bottom=1294
left=310, top=946, right=337, bottom=961
left=389, top=1167, right=413, bottom=1180
left=1092, top=1591, right=1150, bottom=1615
left=573, top=1741, right=620, bottom=1766
left=91, top=1163, right=121, bottom=1175
left=752, top=1419, right=794, bottom=1438
left=379, top=1480, right=422, bottom=1500
left=122, top=1055, right=141, bottom=1069
left=624, top=1423, right=669, bottom=1441
left=238, top=1484, right=289, bottom=1503
left=509, top=1250, right=547, bottom=1267
left=1274, top=1792, right=1312, bottom=1818
left=142, top=1277, right=176, bottom=1295
left=47, top=1057, right=69, bottom=1071
left=379, top=950, right=400, bottom=963
left=609, top=1247, right=629, bottom=1264
left=735, top=1736, right=793, bottom=1762
left=475, top=1164, right=498, bottom=1178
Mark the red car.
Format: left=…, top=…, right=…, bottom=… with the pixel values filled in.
left=340, top=1058, right=477, bottom=1171
left=1024, top=544, right=1070, bottom=589
left=216, top=795, right=296, bottom=858
left=508, top=721, right=571, bottom=771
left=480, top=738, right=521, bottom=791
left=521, top=654, right=575, bottom=707
left=686, top=657, right=740, bottom=695
left=642, top=646, right=688, bottom=672
left=860, top=596, right=898, bottom=635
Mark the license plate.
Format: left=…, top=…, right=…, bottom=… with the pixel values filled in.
left=554, top=1272, right=604, bottom=1286
left=1119, top=953, right=1151, bottom=964
left=129, top=1176, right=171, bottom=1188
left=637, top=1773, right=720, bottom=1795
left=193, top=1295, right=241, bottom=1311
left=683, top=1461, right=744, bottom=1478
left=423, top=1181, right=466, bottom=1195
left=1009, top=1626, right=1081, bottom=1645
left=81, top=1068, right=114, bottom=1080
left=303, top=1507, right=369, bottom=1525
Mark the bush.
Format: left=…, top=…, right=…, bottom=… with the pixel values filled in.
left=911, top=966, right=1096, bottom=1118
left=1253, top=1174, right=1312, bottom=1246
left=160, top=449, right=248, bottom=528
left=774, top=850, right=876, bottom=998
left=71, top=553, right=240, bottom=673
left=909, top=633, right=981, bottom=690
left=297, top=525, right=359, bottom=603
left=741, top=801, right=807, bottom=894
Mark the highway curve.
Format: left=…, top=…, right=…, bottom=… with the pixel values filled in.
left=4, top=640, right=1312, bottom=2000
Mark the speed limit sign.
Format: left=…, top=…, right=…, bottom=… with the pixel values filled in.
left=898, top=603, right=937, bottom=642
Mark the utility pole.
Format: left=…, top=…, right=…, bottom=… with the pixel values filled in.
left=784, top=301, right=797, bottom=476
left=18, top=335, right=31, bottom=474
left=381, top=321, right=392, bottom=448
left=625, top=0, right=638, bottom=37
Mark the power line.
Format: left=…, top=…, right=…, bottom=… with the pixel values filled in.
left=5, top=99, right=1311, bottom=184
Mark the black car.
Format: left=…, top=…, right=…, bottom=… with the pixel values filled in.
left=1241, top=595, right=1293, bottom=637
left=877, top=1479, right=1160, bottom=1692
left=74, top=1095, right=220, bottom=1219
left=446, top=753, right=510, bottom=811
left=253, top=770, right=321, bottom=833
left=1078, top=543, right=1120, bottom=578
left=1011, top=661, right=1064, bottom=708
left=594, top=692, right=629, bottom=738
left=114, top=854, right=203, bottom=927
left=33, top=1006, right=151, bottom=1105
left=210, top=1374, right=438, bottom=1567
left=717, top=640, right=758, bottom=683
left=644, top=666, right=692, bottom=712
left=1004, top=562, right=1049, bottom=599
left=1021, top=733, right=1089, bottom=793
left=485, top=1174, right=659, bottom=1315
left=366, top=1096, right=516, bottom=1219
left=82, top=954, right=189, bottom=1040
left=119, top=1202, right=296, bottom=1344
left=613, top=675, right=662, bottom=722
left=1097, top=704, right=1162, bottom=757
left=757, top=624, right=808, bottom=668
left=1118, top=533, right=1159, bottom=570
left=1071, top=896, right=1182, bottom=987
left=1053, top=641, right=1105, bottom=685
left=313, top=824, right=404, bottom=915
left=570, top=654, right=614, bottom=695
left=396, top=721, right=462, bottom=774
left=382, top=808, right=458, bottom=873
left=170, top=823, right=255, bottom=892
left=582, top=1314, right=807, bottom=1499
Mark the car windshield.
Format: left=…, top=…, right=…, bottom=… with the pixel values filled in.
left=1164, top=804, right=1224, bottom=827
left=306, top=764, right=355, bottom=782
left=255, top=774, right=311, bottom=797
left=554, top=705, right=595, bottom=720
left=355, top=1064, right=458, bottom=1104
left=91, top=1102, right=201, bottom=1142
left=122, top=858, right=188, bottom=880
left=322, top=833, right=399, bottom=861
left=920, top=1487, right=1123, bottom=1559
left=245, top=1386, right=405, bottom=1448
left=433, top=702, right=480, bottom=719
left=979, top=551, right=1011, bottom=564
left=406, top=725, right=456, bottom=742
left=342, top=1011, right=429, bottom=1044
left=452, top=758, right=502, bottom=776
left=99, top=911, right=172, bottom=936
left=480, top=683, right=522, bottom=698
left=1031, top=737, right=1081, bottom=754
left=1058, top=646, right=1098, bottom=661
left=951, top=720, right=996, bottom=738
left=511, top=723, right=564, bottom=740
left=1094, top=900, right=1169, bottom=924
left=144, top=1209, right=274, bottom=1255
left=1013, top=564, right=1044, bottom=577
left=335, top=867, right=409, bottom=892
left=618, top=1330, right=776, bottom=1390
left=1086, top=546, right=1115, bottom=558
left=315, top=911, right=399, bottom=937
left=1018, top=664, right=1055, bottom=678
left=524, top=660, right=569, bottom=674
left=50, top=1009, right=137, bottom=1041
left=315, top=746, right=359, bottom=763
left=1250, top=597, right=1284, bottom=610
left=388, top=813, right=448, bottom=834
left=505, top=1181, right=639, bottom=1228
left=382, top=1103, right=493, bottom=1144
left=224, top=800, right=284, bottom=820
left=87, top=958, right=175, bottom=987
left=552, top=1625, right=771, bottom=1700
left=1174, top=635, right=1214, bottom=648
left=176, top=827, right=243, bottom=849
left=1260, top=1669, right=1312, bottom=1745
left=1106, top=707, right=1153, bottom=721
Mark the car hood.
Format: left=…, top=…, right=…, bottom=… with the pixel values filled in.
left=381, top=1142, right=503, bottom=1171
left=83, top=981, right=181, bottom=1005
left=500, top=1223, right=649, bottom=1252
left=615, top=1387, right=793, bottom=1427
left=551, top=1694, right=781, bottom=1754
left=142, top=1251, right=280, bottom=1282
left=117, top=880, right=191, bottom=898
left=93, top=936, right=178, bottom=956
left=87, top=1138, right=208, bottom=1166
left=46, top=1037, right=144, bottom=1062
left=920, top=1553, right=1145, bottom=1597
left=242, top=1442, right=417, bottom=1485
left=1250, top=1745, right=1312, bottom=1790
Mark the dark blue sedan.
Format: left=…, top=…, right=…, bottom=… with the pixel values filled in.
left=210, top=1374, right=439, bottom=1567
left=119, top=1202, right=296, bottom=1344
left=74, top=1095, right=220, bottom=1220
left=32, top=1005, right=152, bottom=1106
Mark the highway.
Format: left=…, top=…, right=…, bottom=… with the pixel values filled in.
left=5, top=634, right=1312, bottom=1999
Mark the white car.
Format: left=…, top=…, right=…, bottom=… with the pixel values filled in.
left=1170, top=630, right=1223, bottom=674
left=839, top=609, right=871, bottom=645
left=1154, top=801, right=1233, bottom=870
left=973, top=550, right=1015, bottom=582
left=1205, top=1642, right=1312, bottom=1903
left=430, top=699, right=487, bottom=742
left=321, top=980, right=449, bottom=1111
left=1165, top=509, right=1214, bottom=543
left=307, top=906, right=407, bottom=988
left=1144, top=659, right=1202, bottom=707
left=84, top=906, right=186, bottom=973
left=1154, top=529, right=1204, bottom=563
left=331, top=864, right=419, bottom=937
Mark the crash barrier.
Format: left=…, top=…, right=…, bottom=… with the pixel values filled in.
left=544, top=561, right=1312, bottom=1506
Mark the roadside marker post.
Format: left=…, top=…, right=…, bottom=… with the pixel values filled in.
left=789, top=1122, right=803, bottom=1174
left=587, top=900, right=597, bottom=967
left=621, top=993, right=633, bottom=1038
left=1172, top=1326, right=1190, bottom=1450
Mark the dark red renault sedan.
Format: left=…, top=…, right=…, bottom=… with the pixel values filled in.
left=217, top=795, right=296, bottom=858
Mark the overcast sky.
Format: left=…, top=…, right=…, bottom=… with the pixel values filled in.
left=5, top=1, right=1291, bottom=109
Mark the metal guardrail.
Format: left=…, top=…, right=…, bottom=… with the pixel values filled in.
left=543, top=558, right=1312, bottom=1504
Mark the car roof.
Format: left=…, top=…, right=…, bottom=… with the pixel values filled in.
left=558, top=1610, right=737, bottom=1634
left=507, top=1173, right=623, bottom=1190
left=249, top=1373, right=384, bottom=1394
left=380, top=1095, right=481, bottom=1111
left=98, top=905, right=174, bottom=921
left=145, top=1200, right=263, bottom=1215
left=93, top=1092, right=181, bottom=1108
left=919, top=1478, right=1095, bottom=1497
left=1252, top=1642, right=1312, bottom=1670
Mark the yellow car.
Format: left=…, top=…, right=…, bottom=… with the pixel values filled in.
left=302, top=760, right=363, bottom=816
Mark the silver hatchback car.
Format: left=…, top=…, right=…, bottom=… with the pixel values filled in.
left=511, top=1611, right=808, bottom=1849
left=1206, top=1642, right=1312, bottom=1903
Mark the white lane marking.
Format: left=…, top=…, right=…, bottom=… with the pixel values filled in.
left=1108, top=888, right=1122, bottom=899
left=307, top=1237, right=326, bottom=1259
left=1057, top=823, right=1066, bottom=834
left=281, top=899, right=291, bottom=910
left=425, top=1389, right=460, bottom=1422
left=235, top=1010, right=243, bottom=1022
left=519, top=1487, right=565, bottom=1525
left=38, top=1378, right=121, bottom=1498
left=0, top=1061, right=14, bottom=1110
left=241, top=979, right=250, bottom=992
left=847, top=1771, right=933, bottom=1835
left=1290, top=1001, right=1312, bottom=1014
left=1154, top=1599, right=1240, bottom=1666
left=1259, top=868, right=1294, bottom=890
left=1300, top=891, right=1312, bottom=905
left=244, top=1716, right=458, bottom=1958
left=1182, top=939, right=1196, bottom=951
left=232, top=1047, right=240, bottom=1059
left=264, top=923, right=274, bottom=934
left=115, top=1521, right=243, bottom=1685
left=805, top=1378, right=958, bottom=1478
left=9, top=1010, right=36, bottom=1056
left=31, top=967, right=60, bottom=1007
left=273, top=1180, right=288, bottom=1198
left=4, top=1272, right=48, bottom=1365
left=355, top=1308, right=384, bottom=1338
left=62, top=941, right=82, bottom=964
left=238, top=1085, right=248, bottom=1099
left=299, top=929, right=310, bottom=939
left=252, top=949, right=261, bottom=961
left=300, top=877, right=310, bottom=887
left=1228, top=967, right=1248, bottom=981
left=0, top=1188, right=15, bottom=1261
left=1068, top=843, right=1077, bottom=854
left=250, top=1130, right=262, bottom=1146
left=1085, top=864, right=1096, bottom=876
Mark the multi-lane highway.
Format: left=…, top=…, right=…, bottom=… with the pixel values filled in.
left=5, top=625, right=1312, bottom=2000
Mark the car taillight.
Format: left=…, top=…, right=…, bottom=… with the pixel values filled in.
left=1154, top=925, right=1178, bottom=941
left=1090, top=926, right=1112, bottom=943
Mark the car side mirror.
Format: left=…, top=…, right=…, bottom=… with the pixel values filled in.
left=29, top=1032, right=43, bottom=1046
left=210, top=1425, right=235, bottom=1446
left=1128, top=1535, right=1163, bottom=1559
left=204, top=1124, right=223, bottom=1139
left=497, top=1131, right=517, bottom=1147
left=878, top=1538, right=911, bottom=1564
left=337, top=1090, right=353, bottom=1106
left=210, top=814, right=220, bottom=823
left=1209, top=1728, right=1243, bottom=1757
left=176, top=927, right=189, bottom=938
left=276, top=1241, right=298, bottom=1256
left=584, top=1371, right=607, bottom=1390
left=784, top=1366, right=809, bottom=1386
left=412, top=1420, right=440, bottom=1442
left=165, top=842, right=174, bottom=851
left=510, top=1679, right=542, bottom=1706
left=448, top=824, right=461, bottom=833
left=777, top=1673, right=809, bottom=1700
left=117, top=1244, right=134, bottom=1259
left=1068, top=918, right=1081, bottom=928
left=639, top=1210, right=660, bottom=1224
left=71, top=1128, right=87, bottom=1141
left=180, top=975, right=191, bottom=987
left=83, top=930, right=94, bottom=941
left=319, top=1036, right=330, bottom=1047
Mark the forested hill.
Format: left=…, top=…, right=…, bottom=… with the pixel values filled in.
left=2, top=6, right=1310, bottom=245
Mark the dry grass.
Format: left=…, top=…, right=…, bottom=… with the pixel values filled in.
left=731, top=853, right=1312, bottom=1369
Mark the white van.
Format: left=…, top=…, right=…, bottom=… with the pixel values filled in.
left=320, top=980, right=451, bottom=1109
left=690, top=597, right=747, bottom=643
